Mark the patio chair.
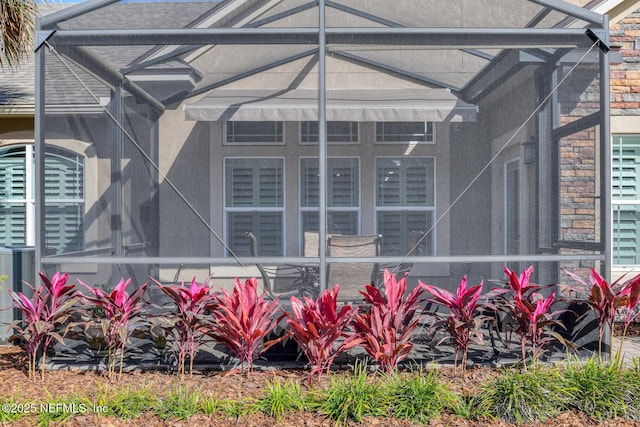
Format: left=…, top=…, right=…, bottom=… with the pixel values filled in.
left=303, top=231, right=320, bottom=257
left=303, top=231, right=342, bottom=257
left=327, top=234, right=381, bottom=303
left=245, top=232, right=317, bottom=300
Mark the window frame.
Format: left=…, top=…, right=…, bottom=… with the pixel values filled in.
left=224, top=121, right=285, bottom=146
left=0, top=144, right=85, bottom=254
left=223, top=156, right=286, bottom=256
left=374, top=121, right=435, bottom=145
left=612, top=134, right=640, bottom=266
left=298, top=156, right=361, bottom=242
left=374, top=156, right=436, bottom=256
left=299, top=121, right=360, bottom=145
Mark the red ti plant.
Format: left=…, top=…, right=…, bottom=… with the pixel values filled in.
left=209, top=277, right=283, bottom=373
left=564, top=268, right=640, bottom=357
left=283, top=285, right=361, bottom=382
left=78, top=278, right=148, bottom=379
left=422, top=275, right=497, bottom=371
left=500, top=266, right=569, bottom=369
left=151, top=277, right=218, bottom=377
left=8, top=272, right=78, bottom=380
left=352, top=269, right=426, bottom=373
left=618, top=275, right=640, bottom=354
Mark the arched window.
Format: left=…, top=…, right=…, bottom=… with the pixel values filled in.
left=0, top=145, right=84, bottom=254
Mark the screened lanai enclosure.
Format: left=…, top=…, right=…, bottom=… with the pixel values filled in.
left=35, top=0, right=611, bottom=300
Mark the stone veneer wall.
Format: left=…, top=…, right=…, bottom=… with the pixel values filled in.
left=558, top=9, right=640, bottom=283
left=611, top=9, right=640, bottom=115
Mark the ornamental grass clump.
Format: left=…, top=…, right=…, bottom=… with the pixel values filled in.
left=78, top=278, right=148, bottom=380
left=283, top=284, right=361, bottom=382
left=384, top=367, right=456, bottom=423
left=151, top=276, right=218, bottom=377
left=8, top=272, right=78, bottom=380
left=352, top=269, right=425, bottom=373
left=255, top=377, right=307, bottom=420
left=314, top=361, right=387, bottom=424
left=154, top=385, right=203, bottom=420
left=209, top=277, right=283, bottom=373
left=478, top=366, right=573, bottom=424
left=94, top=382, right=156, bottom=419
left=564, top=356, right=640, bottom=420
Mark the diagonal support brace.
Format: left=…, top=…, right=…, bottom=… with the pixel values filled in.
left=35, top=30, right=56, bottom=52
left=585, top=28, right=610, bottom=53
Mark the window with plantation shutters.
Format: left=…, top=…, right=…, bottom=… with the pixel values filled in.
left=375, top=157, right=434, bottom=256
left=613, top=135, right=640, bottom=265
left=300, top=157, right=359, bottom=236
left=44, top=149, right=85, bottom=255
left=0, top=147, right=28, bottom=246
left=0, top=146, right=84, bottom=253
left=225, top=158, right=284, bottom=256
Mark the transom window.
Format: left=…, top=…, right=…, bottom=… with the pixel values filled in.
left=300, top=157, right=360, bottom=237
left=375, top=157, right=435, bottom=256
left=225, top=121, right=284, bottom=144
left=224, top=157, right=284, bottom=256
left=300, top=121, right=359, bottom=144
left=613, top=135, right=640, bottom=265
left=375, top=122, right=434, bottom=144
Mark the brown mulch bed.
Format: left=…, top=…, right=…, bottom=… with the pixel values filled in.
left=1, top=345, right=639, bottom=426
left=614, top=321, right=640, bottom=337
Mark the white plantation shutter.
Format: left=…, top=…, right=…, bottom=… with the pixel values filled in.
left=0, top=205, right=27, bottom=246
left=300, top=158, right=359, bottom=235
left=44, top=150, right=84, bottom=255
left=225, top=158, right=284, bottom=256
left=613, top=135, right=640, bottom=265
left=0, top=150, right=27, bottom=199
left=0, top=146, right=84, bottom=252
left=0, top=148, right=28, bottom=245
left=376, top=157, right=435, bottom=256
left=613, top=145, right=640, bottom=200
left=613, top=207, right=640, bottom=265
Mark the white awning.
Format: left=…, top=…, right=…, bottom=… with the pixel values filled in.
left=184, top=88, right=477, bottom=122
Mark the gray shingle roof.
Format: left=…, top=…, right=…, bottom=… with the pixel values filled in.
left=0, top=56, right=35, bottom=109
left=0, top=1, right=223, bottom=111
left=0, top=4, right=71, bottom=112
